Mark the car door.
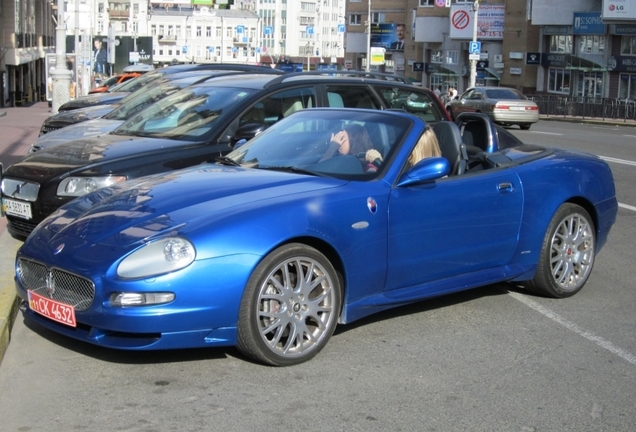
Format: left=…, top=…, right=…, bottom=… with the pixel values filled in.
left=385, top=169, right=523, bottom=291
left=453, top=89, right=475, bottom=116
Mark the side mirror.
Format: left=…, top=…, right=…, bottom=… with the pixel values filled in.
left=397, top=157, right=449, bottom=187
left=231, top=123, right=266, bottom=147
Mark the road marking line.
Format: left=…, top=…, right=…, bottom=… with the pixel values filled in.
left=599, top=156, right=636, bottom=167
left=508, top=291, right=636, bottom=366
left=619, top=203, right=636, bottom=212
left=622, top=134, right=636, bottom=138
left=531, top=131, right=562, bottom=136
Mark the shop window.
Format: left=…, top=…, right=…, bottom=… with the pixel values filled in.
left=550, top=35, right=573, bottom=54
left=620, top=36, right=636, bottom=55
left=578, top=35, right=605, bottom=54
left=619, top=74, right=636, bottom=100
left=548, top=68, right=570, bottom=94
left=576, top=71, right=603, bottom=97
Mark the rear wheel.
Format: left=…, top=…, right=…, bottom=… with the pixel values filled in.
left=519, top=123, right=532, bottom=130
left=237, top=243, right=341, bottom=366
left=524, top=204, right=595, bottom=298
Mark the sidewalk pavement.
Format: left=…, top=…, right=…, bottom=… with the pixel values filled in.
left=0, top=102, right=51, bottom=366
left=0, top=103, right=635, bottom=366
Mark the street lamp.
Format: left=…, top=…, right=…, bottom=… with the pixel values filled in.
left=51, top=0, right=72, bottom=113
left=365, top=0, right=371, bottom=72
left=468, top=0, right=479, bottom=88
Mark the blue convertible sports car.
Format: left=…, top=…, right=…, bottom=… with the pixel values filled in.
left=15, top=109, right=617, bottom=366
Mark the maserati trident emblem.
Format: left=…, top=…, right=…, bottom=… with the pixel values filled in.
left=54, top=243, right=65, bottom=255
left=45, top=272, right=55, bottom=297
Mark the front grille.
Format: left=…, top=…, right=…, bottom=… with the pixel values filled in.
left=1, top=178, right=40, bottom=201
left=18, top=258, right=95, bottom=311
left=39, top=125, right=61, bottom=135
left=7, top=217, right=38, bottom=238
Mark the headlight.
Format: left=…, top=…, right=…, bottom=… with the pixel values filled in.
left=117, top=237, right=196, bottom=279
left=57, top=175, right=127, bottom=197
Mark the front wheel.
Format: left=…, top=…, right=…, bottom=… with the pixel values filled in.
left=237, top=243, right=341, bottom=366
left=524, top=203, right=596, bottom=298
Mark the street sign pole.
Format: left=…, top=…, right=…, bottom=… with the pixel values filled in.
left=469, top=0, right=480, bottom=89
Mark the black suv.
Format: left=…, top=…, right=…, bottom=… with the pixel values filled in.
left=1, top=71, right=450, bottom=239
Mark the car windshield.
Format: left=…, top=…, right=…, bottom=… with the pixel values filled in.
left=224, top=109, right=413, bottom=179
left=103, top=79, right=196, bottom=121
left=108, top=70, right=163, bottom=93
left=113, top=85, right=256, bottom=140
left=485, top=89, right=526, bottom=100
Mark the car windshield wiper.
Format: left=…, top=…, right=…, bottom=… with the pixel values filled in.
left=259, top=166, right=324, bottom=177
left=215, top=156, right=241, bottom=166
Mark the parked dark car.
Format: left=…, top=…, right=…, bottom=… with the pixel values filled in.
left=1, top=72, right=449, bottom=240
left=13, top=108, right=617, bottom=366
left=56, top=63, right=283, bottom=113
left=37, top=68, right=280, bottom=139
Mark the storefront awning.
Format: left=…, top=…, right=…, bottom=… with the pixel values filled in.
left=428, top=65, right=459, bottom=76
left=484, top=67, right=501, bottom=80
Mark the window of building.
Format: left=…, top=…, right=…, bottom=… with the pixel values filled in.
left=578, top=35, right=605, bottom=54
left=121, top=22, right=127, bottom=33
left=158, top=25, right=164, bottom=36
left=371, top=12, right=385, bottom=23
left=196, top=26, right=202, bottom=37
left=446, top=50, right=459, bottom=65
left=301, top=2, right=316, bottom=12
left=548, top=68, right=571, bottom=94
left=133, top=3, right=139, bottom=14
left=619, top=74, right=636, bottom=99
left=176, top=25, right=181, bottom=37
left=350, top=14, right=361, bottom=25
left=151, top=25, right=157, bottom=36
left=550, top=35, right=573, bottom=53
left=620, top=36, right=636, bottom=55
left=132, top=21, right=138, bottom=33
left=98, top=2, right=105, bottom=13
left=97, top=21, right=104, bottom=34
left=167, top=25, right=173, bottom=36
left=206, top=26, right=211, bottom=37
left=216, top=26, right=222, bottom=38
left=419, top=0, right=435, bottom=6
left=226, top=26, right=233, bottom=37
left=186, top=26, right=192, bottom=37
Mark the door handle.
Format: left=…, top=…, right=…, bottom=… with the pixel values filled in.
left=497, top=182, right=514, bottom=193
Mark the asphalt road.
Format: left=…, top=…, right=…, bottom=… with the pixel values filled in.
left=1, top=120, right=635, bottom=432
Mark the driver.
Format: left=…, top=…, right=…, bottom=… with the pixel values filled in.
left=323, top=124, right=380, bottom=172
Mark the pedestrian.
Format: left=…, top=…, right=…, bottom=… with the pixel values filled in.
left=434, top=86, right=441, bottom=98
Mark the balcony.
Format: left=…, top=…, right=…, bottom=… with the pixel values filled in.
left=109, top=10, right=130, bottom=20
left=233, top=37, right=252, bottom=45
left=157, top=35, right=177, bottom=43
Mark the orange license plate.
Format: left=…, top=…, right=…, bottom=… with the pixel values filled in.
left=28, top=290, right=77, bottom=327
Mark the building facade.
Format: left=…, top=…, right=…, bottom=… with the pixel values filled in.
left=3, top=0, right=636, bottom=107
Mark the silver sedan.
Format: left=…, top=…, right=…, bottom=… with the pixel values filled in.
left=446, top=86, right=539, bottom=130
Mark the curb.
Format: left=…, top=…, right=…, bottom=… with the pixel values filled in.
left=0, top=232, right=22, bottom=367
left=539, top=116, right=636, bottom=127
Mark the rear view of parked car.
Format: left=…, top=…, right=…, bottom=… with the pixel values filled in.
left=446, top=86, right=539, bottom=129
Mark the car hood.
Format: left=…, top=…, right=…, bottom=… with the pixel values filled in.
left=43, top=105, right=116, bottom=128
left=38, top=165, right=347, bottom=247
left=6, top=134, right=203, bottom=181
left=32, top=119, right=124, bottom=151
left=59, top=92, right=128, bottom=111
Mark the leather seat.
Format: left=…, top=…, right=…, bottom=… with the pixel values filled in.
left=432, top=121, right=468, bottom=175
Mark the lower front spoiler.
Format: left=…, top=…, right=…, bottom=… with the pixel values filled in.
left=19, top=300, right=238, bottom=350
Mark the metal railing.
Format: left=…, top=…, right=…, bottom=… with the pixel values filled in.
left=527, top=95, right=636, bottom=122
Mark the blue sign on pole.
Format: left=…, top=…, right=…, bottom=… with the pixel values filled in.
left=469, top=41, right=481, bottom=54
left=264, top=26, right=273, bottom=36
left=236, top=25, right=245, bottom=34
left=182, top=46, right=188, bottom=53
left=337, top=24, right=346, bottom=33
left=306, top=26, right=314, bottom=35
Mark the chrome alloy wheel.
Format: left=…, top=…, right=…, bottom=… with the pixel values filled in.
left=549, top=212, right=595, bottom=292
left=256, top=256, right=338, bottom=360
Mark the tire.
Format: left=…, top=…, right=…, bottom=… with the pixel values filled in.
left=519, top=124, right=532, bottom=130
left=237, top=243, right=341, bottom=366
left=524, top=204, right=595, bottom=298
